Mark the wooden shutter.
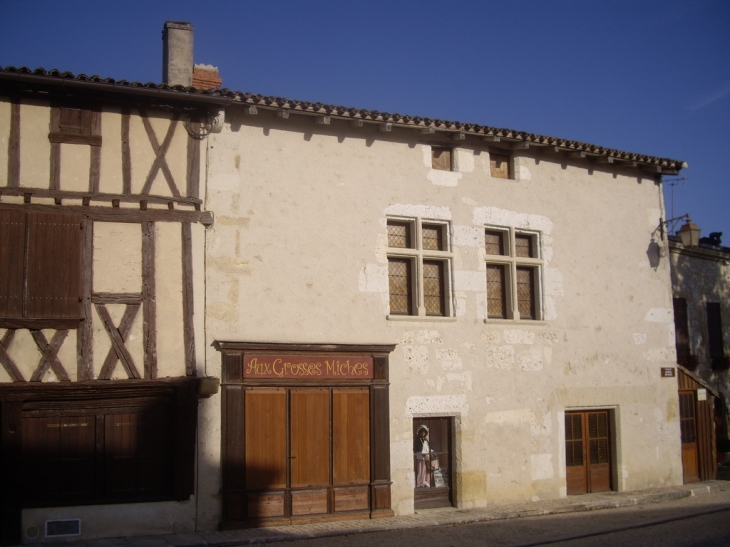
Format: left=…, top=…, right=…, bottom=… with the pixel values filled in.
left=22, top=415, right=96, bottom=504
left=423, top=260, right=445, bottom=316
left=333, top=388, right=370, bottom=485
left=103, top=407, right=173, bottom=499
left=49, top=106, right=102, bottom=146
left=0, top=210, right=25, bottom=318
left=431, top=147, right=452, bottom=171
left=490, top=152, right=511, bottom=179
left=706, top=303, right=724, bottom=360
left=388, top=258, right=412, bottom=315
left=673, top=298, right=690, bottom=362
left=25, top=212, right=83, bottom=319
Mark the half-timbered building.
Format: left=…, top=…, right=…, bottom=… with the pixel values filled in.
left=0, top=20, right=696, bottom=545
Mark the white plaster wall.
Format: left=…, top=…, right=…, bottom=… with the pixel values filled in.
left=156, top=222, right=185, bottom=377
left=18, top=99, right=51, bottom=188
left=59, top=143, right=91, bottom=192
left=201, top=108, right=683, bottom=524
left=99, top=106, right=124, bottom=194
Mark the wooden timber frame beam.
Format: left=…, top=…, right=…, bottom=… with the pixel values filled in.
left=0, top=202, right=213, bottom=226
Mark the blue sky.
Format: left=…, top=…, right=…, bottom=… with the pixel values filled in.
left=2, top=0, right=729, bottom=241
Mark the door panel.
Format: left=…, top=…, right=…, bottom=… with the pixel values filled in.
left=413, top=417, right=452, bottom=509
left=245, top=388, right=287, bottom=490
left=565, top=410, right=612, bottom=494
left=290, top=388, right=330, bottom=488
left=333, top=388, right=370, bottom=486
left=679, top=391, right=700, bottom=483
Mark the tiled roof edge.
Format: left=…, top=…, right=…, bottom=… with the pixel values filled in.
left=0, top=66, right=687, bottom=170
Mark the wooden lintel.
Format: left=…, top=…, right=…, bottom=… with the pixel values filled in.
left=482, top=135, right=500, bottom=142
left=277, top=110, right=290, bottom=119
left=0, top=202, right=213, bottom=225
left=350, top=119, right=364, bottom=128
left=92, top=292, right=143, bottom=305
left=378, top=123, right=392, bottom=132
left=316, top=115, right=331, bottom=125
left=451, top=132, right=466, bottom=141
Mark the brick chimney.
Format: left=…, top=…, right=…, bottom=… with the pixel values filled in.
left=192, top=64, right=222, bottom=90
left=162, top=21, right=194, bottom=87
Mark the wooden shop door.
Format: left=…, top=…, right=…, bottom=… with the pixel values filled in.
left=679, top=391, right=700, bottom=483
left=565, top=411, right=612, bottom=495
left=243, top=387, right=371, bottom=523
left=413, top=417, right=452, bottom=509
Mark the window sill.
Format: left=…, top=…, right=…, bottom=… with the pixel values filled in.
left=484, top=318, right=548, bottom=326
left=388, top=315, right=458, bottom=323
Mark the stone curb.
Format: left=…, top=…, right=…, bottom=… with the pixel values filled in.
left=58, top=481, right=730, bottom=547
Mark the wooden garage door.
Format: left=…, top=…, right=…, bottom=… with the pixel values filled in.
left=565, top=410, right=612, bottom=495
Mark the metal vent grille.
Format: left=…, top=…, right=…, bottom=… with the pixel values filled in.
left=45, top=519, right=81, bottom=537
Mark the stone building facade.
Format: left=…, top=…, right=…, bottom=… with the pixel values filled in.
left=0, top=20, right=694, bottom=545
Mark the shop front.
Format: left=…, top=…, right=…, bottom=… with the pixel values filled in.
left=215, top=342, right=395, bottom=528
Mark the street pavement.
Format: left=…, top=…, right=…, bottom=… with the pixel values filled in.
left=55, top=481, right=730, bottom=547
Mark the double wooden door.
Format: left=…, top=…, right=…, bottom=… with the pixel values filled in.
left=565, top=410, right=612, bottom=495
left=243, top=387, right=370, bottom=522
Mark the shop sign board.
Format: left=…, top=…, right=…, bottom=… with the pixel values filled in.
left=243, top=354, right=374, bottom=380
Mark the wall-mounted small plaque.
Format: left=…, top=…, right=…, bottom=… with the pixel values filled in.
left=697, top=388, right=707, bottom=401
left=661, top=367, right=676, bottom=378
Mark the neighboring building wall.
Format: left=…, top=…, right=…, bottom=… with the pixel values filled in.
left=670, top=240, right=730, bottom=438
left=0, top=96, right=208, bottom=541
left=198, top=106, right=683, bottom=526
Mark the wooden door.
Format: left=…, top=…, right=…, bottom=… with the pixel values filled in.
left=565, top=410, right=612, bottom=494
left=245, top=388, right=287, bottom=518
left=679, top=391, right=700, bottom=483
left=239, top=386, right=372, bottom=523
left=332, top=388, right=370, bottom=513
left=290, top=388, right=330, bottom=516
left=413, top=417, right=452, bottom=509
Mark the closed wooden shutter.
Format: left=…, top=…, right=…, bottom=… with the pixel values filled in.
left=290, top=388, right=330, bottom=489
left=0, top=210, right=25, bottom=318
left=706, top=303, right=724, bottom=361
left=431, top=147, right=452, bottom=171
left=245, top=388, right=287, bottom=490
left=103, top=407, right=173, bottom=499
left=25, top=212, right=83, bottom=319
left=673, top=298, right=690, bottom=361
left=490, top=152, right=511, bottom=179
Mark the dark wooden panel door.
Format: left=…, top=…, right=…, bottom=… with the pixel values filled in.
left=679, top=391, right=700, bottom=483
left=565, top=410, right=612, bottom=494
left=333, top=388, right=370, bottom=514
left=413, top=417, right=452, bottom=509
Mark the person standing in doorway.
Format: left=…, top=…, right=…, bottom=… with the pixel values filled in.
left=414, top=425, right=431, bottom=488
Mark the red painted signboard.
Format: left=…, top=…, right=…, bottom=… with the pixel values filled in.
left=243, top=355, right=374, bottom=380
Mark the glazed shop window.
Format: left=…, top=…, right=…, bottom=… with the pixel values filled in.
left=0, top=210, right=84, bottom=329
left=387, top=218, right=452, bottom=318
left=485, top=227, right=542, bottom=321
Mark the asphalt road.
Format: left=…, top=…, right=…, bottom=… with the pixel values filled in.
left=281, top=489, right=730, bottom=547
